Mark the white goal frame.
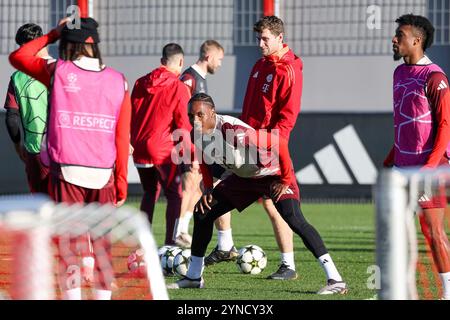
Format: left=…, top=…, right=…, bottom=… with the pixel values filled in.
left=375, top=168, right=450, bottom=300
left=0, top=194, right=168, bottom=300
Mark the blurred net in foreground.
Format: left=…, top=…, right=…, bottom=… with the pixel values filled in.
left=0, top=194, right=167, bottom=300
left=375, top=169, right=450, bottom=300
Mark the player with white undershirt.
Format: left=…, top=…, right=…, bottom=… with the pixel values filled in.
left=168, top=93, right=347, bottom=294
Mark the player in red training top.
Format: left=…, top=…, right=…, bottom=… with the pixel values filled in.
left=131, top=43, right=193, bottom=247
left=205, top=16, right=303, bottom=283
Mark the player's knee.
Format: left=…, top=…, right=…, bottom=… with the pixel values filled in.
left=285, top=215, right=310, bottom=234
left=276, top=206, right=311, bottom=235
left=276, top=204, right=303, bottom=227
left=193, top=209, right=214, bottom=225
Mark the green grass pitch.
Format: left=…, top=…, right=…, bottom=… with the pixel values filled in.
left=139, top=201, right=377, bottom=300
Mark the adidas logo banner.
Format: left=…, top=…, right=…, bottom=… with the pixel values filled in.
left=287, top=113, right=393, bottom=199
left=296, top=125, right=377, bottom=185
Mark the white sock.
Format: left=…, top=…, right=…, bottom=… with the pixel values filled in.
left=64, top=288, right=82, bottom=300
left=82, top=256, right=95, bottom=269
left=318, top=253, right=342, bottom=282
left=174, top=212, right=194, bottom=238
left=173, top=218, right=181, bottom=238
left=181, top=211, right=193, bottom=234
left=217, top=229, right=234, bottom=251
left=439, top=272, right=450, bottom=299
left=95, top=289, right=112, bottom=300
left=280, top=252, right=295, bottom=271
left=186, top=255, right=204, bottom=279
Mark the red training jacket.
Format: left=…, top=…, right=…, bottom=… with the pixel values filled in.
left=131, top=66, right=192, bottom=166
left=240, top=44, right=303, bottom=140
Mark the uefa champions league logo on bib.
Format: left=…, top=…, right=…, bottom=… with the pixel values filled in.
left=63, top=73, right=81, bottom=93
left=67, top=73, right=77, bottom=84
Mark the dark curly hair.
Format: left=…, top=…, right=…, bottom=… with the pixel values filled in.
left=188, top=93, right=215, bottom=109
left=395, top=14, right=435, bottom=51
left=15, top=23, right=43, bottom=46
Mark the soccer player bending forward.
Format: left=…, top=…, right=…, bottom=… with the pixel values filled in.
left=167, top=93, right=347, bottom=295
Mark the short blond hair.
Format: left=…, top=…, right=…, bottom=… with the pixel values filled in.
left=199, top=40, right=224, bottom=61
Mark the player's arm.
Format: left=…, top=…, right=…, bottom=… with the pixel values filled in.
left=4, top=80, right=26, bottom=162
left=244, top=129, right=292, bottom=202
left=243, top=129, right=290, bottom=182
left=239, top=62, right=260, bottom=120
left=270, top=136, right=292, bottom=202
left=130, top=78, right=145, bottom=133
left=194, top=121, right=215, bottom=215
left=272, top=64, right=302, bottom=139
left=114, top=83, right=132, bottom=207
left=9, top=18, right=69, bottom=87
left=423, top=72, right=450, bottom=169
left=199, top=161, right=213, bottom=189
left=4, top=80, right=21, bottom=144
left=277, top=136, right=292, bottom=185
left=9, top=30, right=60, bottom=88
left=196, top=162, right=214, bottom=215
left=174, top=84, right=196, bottom=167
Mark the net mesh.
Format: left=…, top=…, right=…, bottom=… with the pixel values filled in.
left=375, top=169, right=450, bottom=300
left=0, top=194, right=168, bottom=300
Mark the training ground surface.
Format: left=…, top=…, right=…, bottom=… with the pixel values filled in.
left=151, top=202, right=377, bottom=300
left=0, top=201, right=443, bottom=300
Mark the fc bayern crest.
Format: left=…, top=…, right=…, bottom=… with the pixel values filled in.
left=266, top=74, right=273, bottom=83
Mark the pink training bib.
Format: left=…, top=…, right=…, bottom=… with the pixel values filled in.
left=393, top=63, right=448, bottom=167
left=48, top=59, right=125, bottom=168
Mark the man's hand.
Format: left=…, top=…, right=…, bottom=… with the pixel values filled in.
left=195, top=188, right=214, bottom=215
left=270, top=182, right=289, bottom=203
left=115, top=199, right=126, bottom=207
left=55, top=17, right=72, bottom=34
left=187, top=160, right=200, bottom=174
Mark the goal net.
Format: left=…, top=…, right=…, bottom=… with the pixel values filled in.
left=375, top=168, right=450, bottom=300
left=0, top=194, right=168, bottom=300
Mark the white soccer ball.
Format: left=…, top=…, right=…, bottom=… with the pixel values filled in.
left=160, top=246, right=182, bottom=276
left=236, top=245, right=267, bottom=275
left=173, top=249, right=191, bottom=277
left=158, top=245, right=174, bottom=260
